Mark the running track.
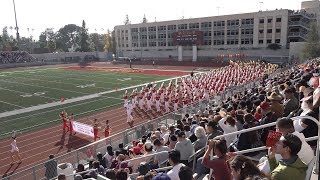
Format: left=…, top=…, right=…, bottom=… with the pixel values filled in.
left=0, top=106, right=166, bottom=178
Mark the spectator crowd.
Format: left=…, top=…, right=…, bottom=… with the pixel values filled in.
left=46, top=58, right=319, bottom=180
left=0, top=51, right=36, bottom=64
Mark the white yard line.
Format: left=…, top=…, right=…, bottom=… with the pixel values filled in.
left=3, top=75, right=111, bottom=91
left=0, top=79, right=89, bottom=95
left=0, top=67, right=60, bottom=74
left=0, top=87, right=57, bottom=100
left=0, top=94, right=100, bottom=118
left=0, top=95, right=115, bottom=124
left=0, top=100, right=24, bottom=108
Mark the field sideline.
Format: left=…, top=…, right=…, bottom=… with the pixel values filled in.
left=0, top=65, right=190, bottom=137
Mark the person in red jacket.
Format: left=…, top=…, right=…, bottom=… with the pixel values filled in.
left=93, top=118, right=100, bottom=141
left=202, top=139, right=232, bottom=180
left=60, top=110, right=68, bottom=132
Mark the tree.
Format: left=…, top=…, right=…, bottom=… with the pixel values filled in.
left=79, top=20, right=91, bottom=52
left=90, top=33, right=104, bottom=52
left=55, top=24, right=81, bottom=52
left=303, top=22, right=320, bottom=59
left=47, top=37, right=56, bottom=53
left=103, top=29, right=114, bottom=52
left=142, top=14, right=147, bottom=23
left=124, top=14, right=130, bottom=25
left=1, top=27, right=10, bottom=50
left=38, top=32, right=47, bottom=49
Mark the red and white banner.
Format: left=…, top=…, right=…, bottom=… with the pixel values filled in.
left=72, top=121, right=94, bottom=137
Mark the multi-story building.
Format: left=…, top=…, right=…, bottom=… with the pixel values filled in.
left=114, top=0, right=320, bottom=61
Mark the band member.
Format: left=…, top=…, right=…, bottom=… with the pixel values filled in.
left=68, top=113, right=76, bottom=135
left=155, top=93, right=161, bottom=112
left=10, top=135, right=22, bottom=165
left=123, top=90, right=128, bottom=108
left=164, top=95, right=170, bottom=113
left=126, top=101, right=134, bottom=128
left=146, top=93, right=152, bottom=110
left=93, top=119, right=100, bottom=141
left=173, top=96, right=179, bottom=112
left=104, top=120, right=111, bottom=138
left=60, top=110, right=68, bottom=132
left=139, top=94, right=144, bottom=110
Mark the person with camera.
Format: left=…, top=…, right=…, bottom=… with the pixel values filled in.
left=202, top=139, right=232, bottom=180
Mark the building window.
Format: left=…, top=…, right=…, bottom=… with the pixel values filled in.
left=189, top=23, right=199, bottom=29
left=139, top=27, right=147, bottom=32
left=167, top=41, right=174, bottom=46
left=259, top=19, right=264, bottom=24
left=275, top=39, right=281, bottom=43
left=141, top=35, right=147, bottom=39
left=267, top=39, right=272, bottom=44
left=204, top=40, right=212, bottom=45
left=148, top=34, right=156, bottom=39
left=158, top=34, right=166, bottom=39
left=259, top=40, right=264, bottom=44
left=131, top=28, right=138, bottom=33
left=158, top=41, right=166, bottom=46
left=267, top=18, right=272, bottom=23
left=141, top=42, right=147, bottom=47
left=201, top=22, right=212, bottom=28
left=168, top=25, right=176, bottom=30
left=204, top=31, right=212, bottom=37
left=259, top=29, right=264, bottom=34
left=149, top=42, right=157, bottom=47
left=148, top=26, right=156, bottom=32
left=178, top=24, right=188, bottom=30
left=276, top=29, right=281, bottom=33
left=267, top=29, right=272, bottom=33
left=214, top=21, right=225, bottom=27
left=276, top=18, right=281, bottom=22
left=158, top=26, right=166, bottom=31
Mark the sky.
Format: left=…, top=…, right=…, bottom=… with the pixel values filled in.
left=0, top=0, right=306, bottom=40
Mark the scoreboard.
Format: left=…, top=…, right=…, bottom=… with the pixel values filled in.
left=172, top=30, right=204, bottom=46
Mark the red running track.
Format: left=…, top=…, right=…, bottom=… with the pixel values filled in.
left=0, top=106, right=165, bottom=178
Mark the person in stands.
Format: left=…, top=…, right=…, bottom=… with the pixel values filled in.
left=268, top=134, right=307, bottom=180
left=229, top=155, right=266, bottom=180
left=202, top=139, right=232, bottom=180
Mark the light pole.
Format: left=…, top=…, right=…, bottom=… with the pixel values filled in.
left=12, top=0, right=20, bottom=49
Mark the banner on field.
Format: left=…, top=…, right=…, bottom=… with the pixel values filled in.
left=72, top=121, right=94, bottom=137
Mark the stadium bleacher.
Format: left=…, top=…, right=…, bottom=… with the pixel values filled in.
left=5, top=58, right=319, bottom=180
left=0, top=51, right=37, bottom=64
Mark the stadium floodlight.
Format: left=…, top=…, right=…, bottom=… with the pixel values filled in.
left=12, top=0, right=20, bottom=48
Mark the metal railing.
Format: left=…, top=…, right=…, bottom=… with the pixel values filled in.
left=3, top=64, right=275, bottom=179
left=206, top=115, right=320, bottom=178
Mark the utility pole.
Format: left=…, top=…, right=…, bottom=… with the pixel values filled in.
left=12, top=0, right=20, bottom=49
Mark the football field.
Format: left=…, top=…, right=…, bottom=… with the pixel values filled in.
left=0, top=66, right=184, bottom=137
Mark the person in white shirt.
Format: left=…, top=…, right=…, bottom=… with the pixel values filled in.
left=167, top=150, right=185, bottom=180
left=10, top=136, right=22, bottom=165
left=218, top=115, right=238, bottom=148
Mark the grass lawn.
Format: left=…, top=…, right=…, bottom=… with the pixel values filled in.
left=0, top=67, right=174, bottom=137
